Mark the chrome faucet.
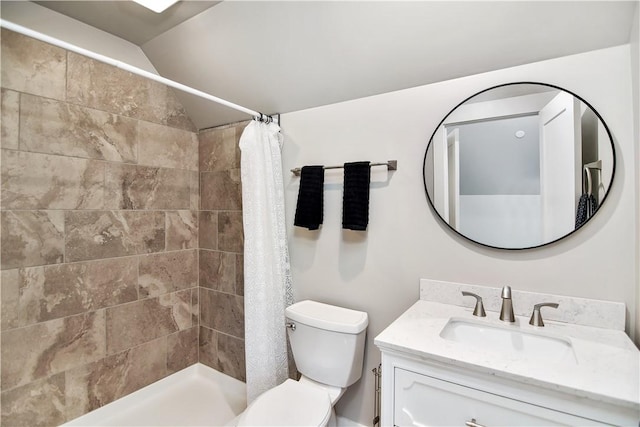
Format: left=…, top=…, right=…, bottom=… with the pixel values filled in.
left=499, top=286, right=515, bottom=322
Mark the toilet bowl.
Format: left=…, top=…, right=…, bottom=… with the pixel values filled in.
left=236, top=300, right=368, bottom=427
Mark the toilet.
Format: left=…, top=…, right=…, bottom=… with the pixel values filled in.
left=237, top=300, right=369, bottom=427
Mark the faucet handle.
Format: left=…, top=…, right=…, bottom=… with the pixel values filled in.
left=529, top=302, right=559, bottom=327
left=461, top=291, right=486, bottom=317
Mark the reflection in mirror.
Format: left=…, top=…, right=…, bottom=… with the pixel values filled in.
left=423, top=83, right=615, bottom=249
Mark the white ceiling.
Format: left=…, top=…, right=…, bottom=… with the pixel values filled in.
left=14, top=1, right=640, bottom=129
left=33, top=0, right=220, bottom=45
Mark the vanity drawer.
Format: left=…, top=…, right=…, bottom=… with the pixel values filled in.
left=393, top=368, right=603, bottom=427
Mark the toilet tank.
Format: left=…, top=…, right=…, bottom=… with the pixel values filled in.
left=286, top=300, right=368, bottom=388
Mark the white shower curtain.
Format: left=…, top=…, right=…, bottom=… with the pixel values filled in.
left=239, top=119, right=294, bottom=403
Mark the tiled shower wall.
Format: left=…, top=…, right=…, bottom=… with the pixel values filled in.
left=0, top=29, right=200, bottom=425
left=197, top=123, right=248, bottom=382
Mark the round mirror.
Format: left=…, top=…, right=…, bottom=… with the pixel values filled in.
left=423, top=82, right=615, bottom=250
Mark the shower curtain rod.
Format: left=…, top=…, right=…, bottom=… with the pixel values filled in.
left=0, top=19, right=275, bottom=123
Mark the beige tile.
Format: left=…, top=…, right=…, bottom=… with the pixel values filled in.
left=199, top=288, right=244, bottom=338
left=65, top=337, right=167, bottom=420
left=164, top=88, right=196, bottom=132
left=198, top=211, right=218, bottom=250
left=166, top=210, right=197, bottom=251
left=219, top=211, right=244, bottom=253
left=190, top=171, right=199, bottom=211
left=19, top=94, right=138, bottom=162
left=65, top=210, right=165, bottom=262
left=218, top=333, right=246, bottom=382
left=197, top=325, right=245, bottom=382
left=167, top=327, right=198, bottom=374
left=65, top=54, right=194, bottom=131
left=66, top=52, right=167, bottom=124
left=198, top=126, right=240, bottom=172
left=160, top=289, right=193, bottom=331
left=199, top=250, right=235, bottom=293
left=1, top=269, right=20, bottom=330
left=0, top=29, right=66, bottom=100
left=106, top=289, right=191, bottom=354
left=138, top=121, right=198, bottom=171
left=17, top=258, right=138, bottom=327
left=200, top=169, right=242, bottom=210
left=1, top=89, right=19, bottom=149
left=1, top=210, right=64, bottom=270
left=1, top=373, right=66, bottom=427
left=1, top=149, right=104, bottom=210
left=236, top=254, right=244, bottom=296
left=198, top=326, right=218, bottom=370
left=138, top=250, right=197, bottom=298
left=104, top=163, right=190, bottom=210
left=233, top=122, right=250, bottom=139
left=1, top=310, right=106, bottom=390
left=191, top=288, right=199, bottom=326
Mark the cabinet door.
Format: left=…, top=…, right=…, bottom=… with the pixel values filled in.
left=393, top=368, right=603, bottom=427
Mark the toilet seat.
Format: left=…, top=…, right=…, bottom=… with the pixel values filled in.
left=237, top=379, right=332, bottom=426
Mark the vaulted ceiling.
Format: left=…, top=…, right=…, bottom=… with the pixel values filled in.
left=7, top=1, right=639, bottom=129
left=34, top=0, right=220, bottom=45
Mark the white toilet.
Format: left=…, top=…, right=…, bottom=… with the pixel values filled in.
left=237, top=300, right=369, bottom=427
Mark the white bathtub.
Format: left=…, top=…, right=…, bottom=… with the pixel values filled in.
left=63, top=363, right=247, bottom=427
left=63, top=363, right=367, bottom=427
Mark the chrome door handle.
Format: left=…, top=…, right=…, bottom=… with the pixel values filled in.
left=465, top=418, right=486, bottom=427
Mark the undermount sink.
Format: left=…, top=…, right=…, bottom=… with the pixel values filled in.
left=440, top=318, right=577, bottom=364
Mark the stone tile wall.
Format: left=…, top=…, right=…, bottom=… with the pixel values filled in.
left=197, top=123, right=247, bottom=382
left=0, top=29, right=199, bottom=426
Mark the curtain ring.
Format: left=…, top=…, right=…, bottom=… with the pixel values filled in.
left=256, top=113, right=273, bottom=124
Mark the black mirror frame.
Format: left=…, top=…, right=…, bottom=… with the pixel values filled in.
left=422, top=81, right=617, bottom=250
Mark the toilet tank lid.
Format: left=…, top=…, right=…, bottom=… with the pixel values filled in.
left=286, top=300, right=368, bottom=334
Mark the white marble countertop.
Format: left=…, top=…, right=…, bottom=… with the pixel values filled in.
left=374, top=299, right=640, bottom=410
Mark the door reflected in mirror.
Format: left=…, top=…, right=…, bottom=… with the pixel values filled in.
left=423, top=83, right=615, bottom=249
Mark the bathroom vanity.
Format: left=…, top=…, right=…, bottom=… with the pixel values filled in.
left=375, top=280, right=640, bottom=426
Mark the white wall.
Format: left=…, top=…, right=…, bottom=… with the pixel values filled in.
left=281, top=45, right=636, bottom=425
left=631, top=3, right=640, bottom=349
left=0, top=1, right=157, bottom=73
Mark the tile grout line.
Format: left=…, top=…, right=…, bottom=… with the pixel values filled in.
left=0, top=144, right=199, bottom=172
left=1, top=247, right=200, bottom=272
left=1, top=279, right=199, bottom=334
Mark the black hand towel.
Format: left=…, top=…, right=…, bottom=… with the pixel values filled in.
left=294, top=165, right=325, bottom=230
left=342, top=161, right=371, bottom=231
left=575, top=193, right=598, bottom=229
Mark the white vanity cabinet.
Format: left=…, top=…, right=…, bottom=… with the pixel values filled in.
left=375, top=285, right=640, bottom=427
left=380, top=352, right=627, bottom=427
left=393, top=367, right=585, bottom=426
